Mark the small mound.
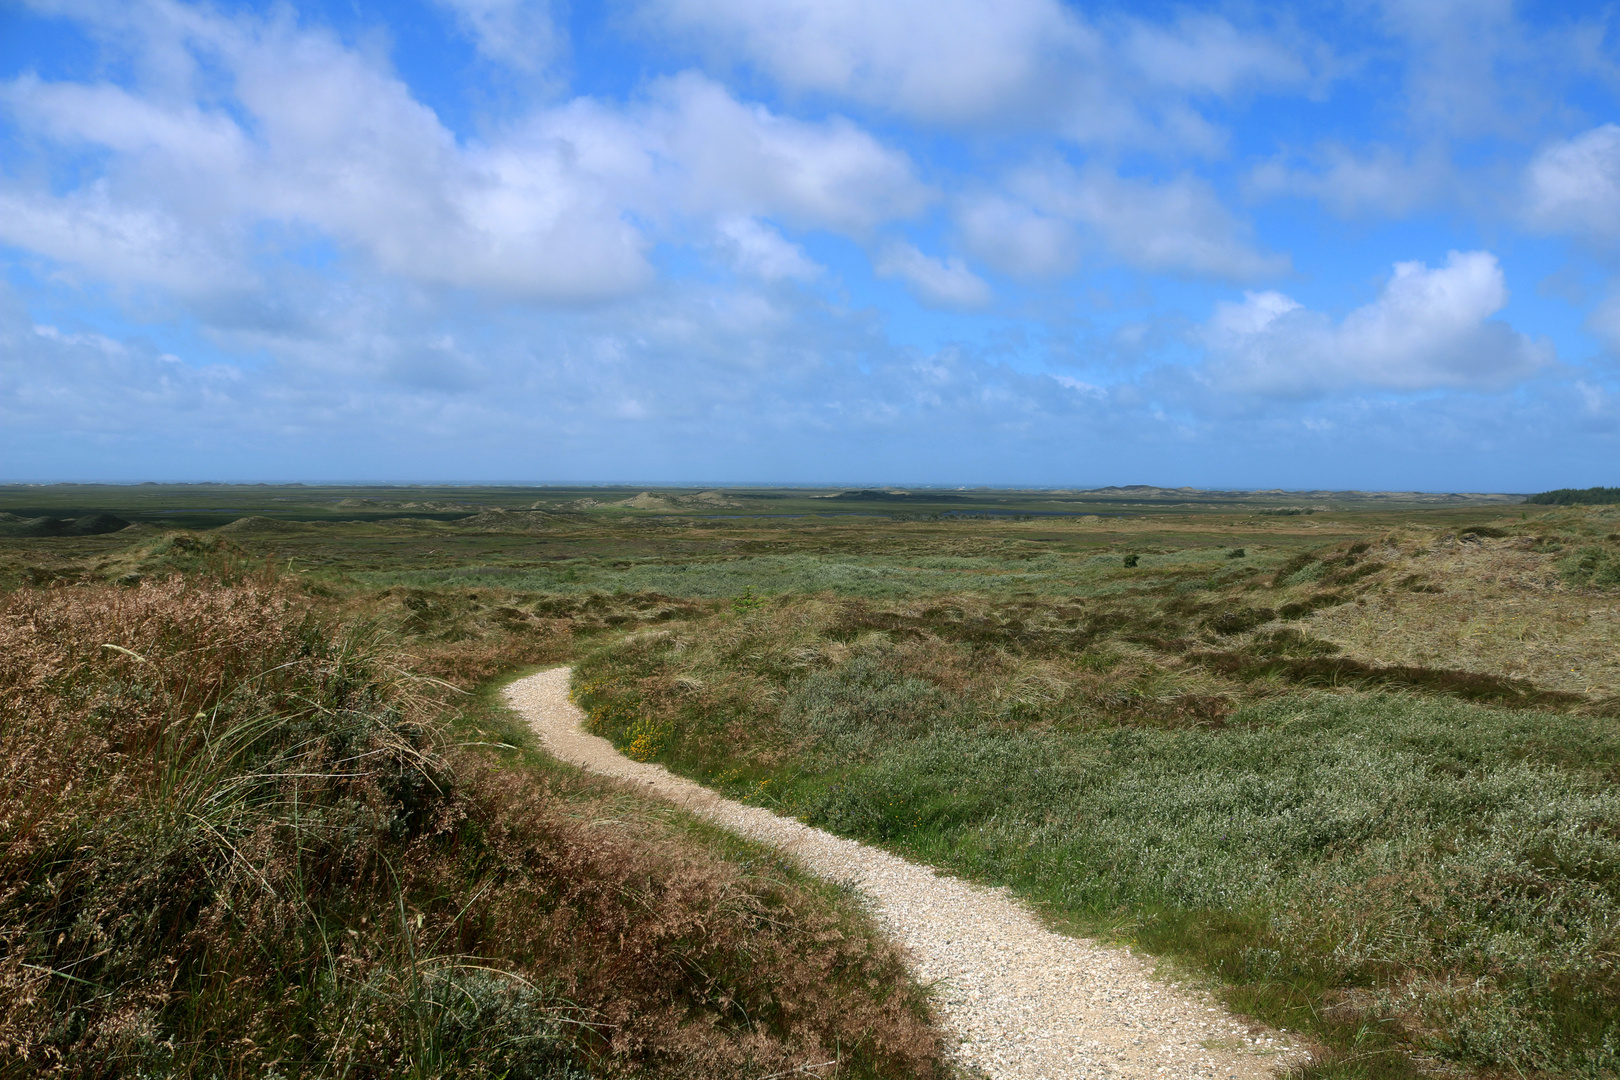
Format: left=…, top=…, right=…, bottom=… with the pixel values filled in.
left=618, top=492, right=675, bottom=510
left=216, top=516, right=307, bottom=534
left=2, top=513, right=131, bottom=537
left=674, top=490, right=741, bottom=507
left=451, top=509, right=554, bottom=532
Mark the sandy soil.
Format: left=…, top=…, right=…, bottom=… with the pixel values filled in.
left=505, top=667, right=1308, bottom=1080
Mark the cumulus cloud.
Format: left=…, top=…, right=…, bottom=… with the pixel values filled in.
left=0, top=269, right=1120, bottom=482
left=1119, top=12, right=1313, bottom=96
left=644, top=72, right=930, bottom=232
left=433, top=0, right=566, bottom=73
left=0, top=21, right=651, bottom=301
left=1526, top=124, right=1620, bottom=239
left=0, top=5, right=926, bottom=305
left=955, top=194, right=1078, bottom=278
left=1370, top=0, right=1620, bottom=145
left=1249, top=143, right=1451, bottom=217
left=1582, top=281, right=1620, bottom=356
left=1204, top=251, right=1552, bottom=395
left=637, top=0, right=1321, bottom=150
left=1006, top=162, right=1286, bottom=281
left=712, top=217, right=820, bottom=281
left=875, top=242, right=993, bottom=309
left=6, top=0, right=1612, bottom=490
left=638, top=0, right=1088, bottom=123
left=0, top=308, right=245, bottom=456
left=1375, top=0, right=1513, bottom=131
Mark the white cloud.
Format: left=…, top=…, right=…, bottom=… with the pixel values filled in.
left=713, top=217, right=820, bottom=281
left=1584, top=281, right=1620, bottom=355
left=645, top=72, right=930, bottom=232
left=1205, top=251, right=1552, bottom=395
left=639, top=0, right=1088, bottom=124
left=955, top=194, right=1078, bottom=278
left=1374, top=0, right=1532, bottom=136
left=637, top=0, right=1321, bottom=150
left=875, top=242, right=993, bottom=309
left=0, top=10, right=926, bottom=304
left=0, top=18, right=652, bottom=302
left=1013, top=163, right=1287, bottom=281
left=1249, top=143, right=1451, bottom=218
left=433, top=0, right=565, bottom=73
left=1526, top=124, right=1620, bottom=239
left=1119, top=12, right=1312, bottom=96
left=1, top=315, right=243, bottom=440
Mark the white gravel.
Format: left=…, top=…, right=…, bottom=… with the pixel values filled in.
left=505, top=667, right=1309, bottom=1080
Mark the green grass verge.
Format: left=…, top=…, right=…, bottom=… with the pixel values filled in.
left=572, top=609, right=1620, bottom=1078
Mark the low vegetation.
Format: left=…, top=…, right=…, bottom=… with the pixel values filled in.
left=569, top=516, right=1620, bottom=1078
left=6, top=485, right=1618, bottom=1078
left=0, top=575, right=946, bottom=1078
left=1526, top=487, right=1620, bottom=506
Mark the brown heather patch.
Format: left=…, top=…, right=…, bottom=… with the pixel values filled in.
left=0, top=581, right=946, bottom=1079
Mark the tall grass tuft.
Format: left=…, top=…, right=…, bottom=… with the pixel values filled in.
left=0, top=580, right=946, bottom=1078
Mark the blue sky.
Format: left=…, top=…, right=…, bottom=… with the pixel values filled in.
left=3, top=0, right=1620, bottom=489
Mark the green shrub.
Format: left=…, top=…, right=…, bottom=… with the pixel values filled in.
left=1271, top=554, right=1324, bottom=588
left=1525, top=487, right=1620, bottom=506
left=779, top=657, right=948, bottom=762
left=1562, top=545, right=1620, bottom=589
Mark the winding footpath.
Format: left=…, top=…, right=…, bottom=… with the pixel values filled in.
left=505, top=668, right=1307, bottom=1080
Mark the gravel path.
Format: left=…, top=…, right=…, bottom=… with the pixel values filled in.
left=505, top=667, right=1308, bottom=1080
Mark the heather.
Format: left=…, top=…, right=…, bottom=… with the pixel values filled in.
left=0, top=578, right=945, bottom=1078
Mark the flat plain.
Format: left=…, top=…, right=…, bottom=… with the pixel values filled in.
left=2, top=482, right=1616, bottom=1079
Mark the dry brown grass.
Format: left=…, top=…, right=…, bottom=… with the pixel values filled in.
left=1295, top=536, right=1620, bottom=697
left=0, top=579, right=947, bottom=1078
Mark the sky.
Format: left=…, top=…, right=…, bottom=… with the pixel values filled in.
left=2, top=0, right=1620, bottom=489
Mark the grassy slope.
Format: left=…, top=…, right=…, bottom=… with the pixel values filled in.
left=7, top=500, right=1618, bottom=1078
left=0, top=567, right=950, bottom=1079
left=563, top=512, right=1620, bottom=1079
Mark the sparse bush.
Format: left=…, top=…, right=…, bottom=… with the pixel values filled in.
left=1269, top=552, right=1322, bottom=588
left=1561, top=545, right=1620, bottom=589
left=1202, top=605, right=1274, bottom=635
left=779, top=657, right=948, bottom=762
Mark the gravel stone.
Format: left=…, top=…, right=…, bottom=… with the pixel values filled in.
left=506, top=667, right=1309, bottom=1080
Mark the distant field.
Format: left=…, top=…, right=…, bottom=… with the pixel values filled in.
left=0, top=480, right=1528, bottom=532
left=3, top=484, right=1616, bottom=1079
